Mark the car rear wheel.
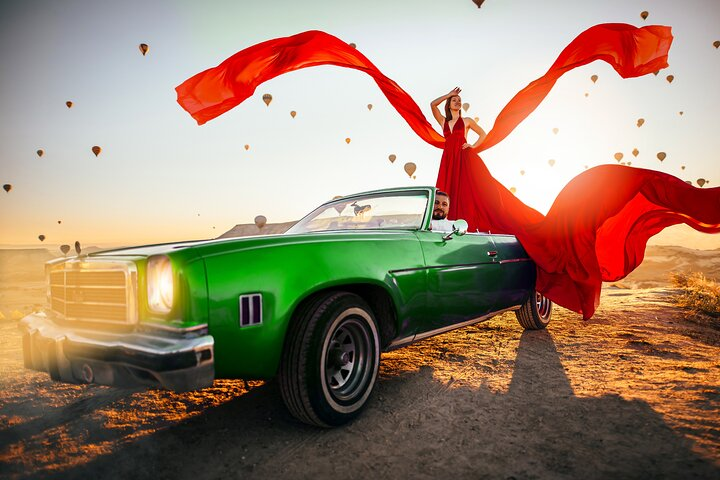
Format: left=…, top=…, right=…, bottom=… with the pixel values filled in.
left=515, top=290, right=553, bottom=330
left=279, top=291, right=380, bottom=427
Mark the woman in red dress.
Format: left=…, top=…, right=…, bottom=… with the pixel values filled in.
left=430, top=87, right=487, bottom=224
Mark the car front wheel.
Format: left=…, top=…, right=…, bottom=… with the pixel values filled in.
left=279, top=291, right=380, bottom=427
left=515, top=290, right=553, bottom=330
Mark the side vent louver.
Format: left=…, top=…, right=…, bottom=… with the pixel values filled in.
left=239, top=294, right=262, bottom=327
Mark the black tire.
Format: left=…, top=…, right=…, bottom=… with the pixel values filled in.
left=515, top=290, right=553, bottom=330
left=279, top=291, right=380, bottom=427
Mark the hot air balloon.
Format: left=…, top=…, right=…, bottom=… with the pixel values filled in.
left=38, top=235, right=45, bottom=242
left=640, top=11, right=649, bottom=20
left=345, top=137, right=351, bottom=144
left=139, top=43, right=149, bottom=56
left=614, top=152, right=623, bottom=162
left=65, top=101, right=73, bottom=108
left=473, top=117, right=479, bottom=123
left=254, top=215, right=267, bottom=229
left=552, top=127, right=559, bottom=135
left=679, top=111, right=684, bottom=116
left=349, top=43, right=357, bottom=49
left=290, top=110, right=296, bottom=118
left=632, top=148, right=639, bottom=157
left=74, top=241, right=81, bottom=255
left=590, top=74, right=598, bottom=83
left=653, top=71, right=659, bottom=76
left=472, top=0, right=485, bottom=7
left=404, top=162, right=416, bottom=177
left=367, top=104, right=373, bottom=111
left=627, top=162, right=632, bottom=166
left=714, top=41, right=720, bottom=49
left=666, top=75, right=674, bottom=83
left=91, top=146, right=101, bottom=157
left=636, top=118, right=645, bottom=127
left=697, top=178, right=706, bottom=187
left=520, top=170, right=525, bottom=176
left=681, top=166, right=686, bottom=170
left=548, top=159, right=555, bottom=167
left=262, top=93, right=272, bottom=106
left=657, top=152, right=667, bottom=162
left=509, top=187, right=517, bottom=194
left=584, top=92, right=589, bottom=98
left=685, top=180, right=692, bottom=185
left=332, top=196, right=345, bottom=214
left=388, top=154, right=396, bottom=163
left=3, top=184, right=11, bottom=193
left=244, top=144, right=250, bottom=150
left=60, top=244, right=70, bottom=255
left=57, top=220, right=62, bottom=224
left=462, top=102, right=470, bottom=112
left=36, top=149, right=44, bottom=157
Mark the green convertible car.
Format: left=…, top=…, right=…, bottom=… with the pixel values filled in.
left=20, top=186, right=552, bottom=427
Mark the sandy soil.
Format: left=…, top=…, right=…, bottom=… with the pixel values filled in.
left=0, top=249, right=719, bottom=479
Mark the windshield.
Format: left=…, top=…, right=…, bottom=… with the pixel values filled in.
left=286, top=191, right=429, bottom=234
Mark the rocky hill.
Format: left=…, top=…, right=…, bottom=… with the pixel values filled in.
left=217, top=221, right=297, bottom=238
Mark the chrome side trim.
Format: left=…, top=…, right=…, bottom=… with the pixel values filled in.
left=386, top=305, right=521, bottom=351
left=498, top=258, right=531, bottom=264
left=387, top=334, right=415, bottom=350
left=413, top=305, right=520, bottom=341
left=389, top=261, right=499, bottom=274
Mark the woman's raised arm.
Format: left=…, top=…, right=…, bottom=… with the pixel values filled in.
left=430, top=87, right=460, bottom=127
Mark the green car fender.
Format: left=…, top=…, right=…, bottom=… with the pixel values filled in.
left=197, top=232, right=427, bottom=379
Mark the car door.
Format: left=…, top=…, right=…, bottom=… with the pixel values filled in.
left=413, top=229, right=504, bottom=333
left=490, top=234, right=536, bottom=310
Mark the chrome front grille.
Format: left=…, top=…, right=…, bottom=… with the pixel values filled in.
left=47, top=259, right=138, bottom=324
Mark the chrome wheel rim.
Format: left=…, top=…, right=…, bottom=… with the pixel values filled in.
left=536, top=292, right=552, bottom=320
left=323, top=317, right=372, bottom=402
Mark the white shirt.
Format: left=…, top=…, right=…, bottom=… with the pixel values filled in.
left=430, top=219, right=456, bottom=232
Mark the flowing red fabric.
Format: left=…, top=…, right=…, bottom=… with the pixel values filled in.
left=453, top=155, right=720, bottom=318
left=175, top=30, right=445, bottom=147
left=176, top=24, right=720, bottom=319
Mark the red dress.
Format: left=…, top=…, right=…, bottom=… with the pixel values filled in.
left=437, top=117, right=471, bottom=218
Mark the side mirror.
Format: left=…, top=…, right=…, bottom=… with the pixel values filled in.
left=453, top=219, right=468, bottom=236
left=442, top=219, right=469, bottom=241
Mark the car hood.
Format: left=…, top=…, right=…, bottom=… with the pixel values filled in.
left=89, top=230, right=418, bottom=258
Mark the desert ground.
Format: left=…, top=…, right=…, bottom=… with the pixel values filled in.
left=0, top=241, right=719, bottom=479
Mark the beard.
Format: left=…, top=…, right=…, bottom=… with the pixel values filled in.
left=432, top=210, right=447, bottom=220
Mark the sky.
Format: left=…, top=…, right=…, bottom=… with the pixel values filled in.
left=1, top=0, right=719, bottom=248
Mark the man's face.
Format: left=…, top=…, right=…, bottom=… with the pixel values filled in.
left=433, top=194, right=449, bottom=220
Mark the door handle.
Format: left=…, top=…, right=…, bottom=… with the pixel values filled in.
left=487, top=251, right=497, bottom=257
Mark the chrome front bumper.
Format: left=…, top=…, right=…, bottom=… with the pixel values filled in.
left=20, top=312, right=214, bottom=392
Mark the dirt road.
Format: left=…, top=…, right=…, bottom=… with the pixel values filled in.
left=1, top=287, right=719, bottom=479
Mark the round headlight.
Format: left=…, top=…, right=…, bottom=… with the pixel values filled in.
left=147, top=255, right=174, bottom=314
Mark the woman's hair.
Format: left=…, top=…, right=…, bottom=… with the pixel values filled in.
left=444, top=95, right=459, bottom=121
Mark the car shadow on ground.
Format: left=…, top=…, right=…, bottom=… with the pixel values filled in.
left=7, top=329, right=720, bottom=480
